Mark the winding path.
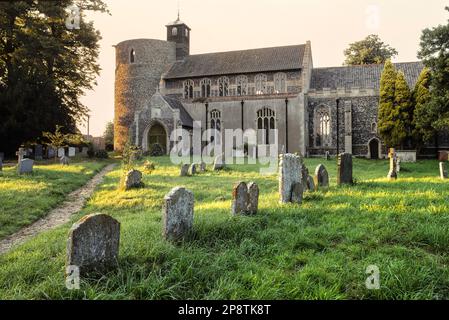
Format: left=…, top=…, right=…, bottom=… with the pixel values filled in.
left=0, top=163, right=116, bottom=255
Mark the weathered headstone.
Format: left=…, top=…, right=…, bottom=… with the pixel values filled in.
left=60, top=155, right=70, bottom=166
left=180, top=164, right=190, bottom=176
left=124, top=169, right=143, bottom=190
left=314, top=164, right=329, bottom=190
left=306, top=175, right=315, bottom=191
left=188, top=163, right=197, bottom=176
left=387, top=148, right=397, bottom=180
left=291, top=182, right=303, bottom=204
left=440, top=162, right=448, bottom=180
left=337, top=153, right=353, bottom=185
left=18, top=158, right=34, bottom=174
left=213, top=154, right=225, bottom=171
left=163, top=187, right=194, bottom=241
left=34, top=144, right=43, bottom=161
left=199, top=161, right=206, bottom=172
left=300, top=164, right=309, bottom=190
left=279, top=153, right=302, bottom=203
left=68, top=147, right=76, bottom=157
left=58, top=147, right=65, bottom=158
left=231, top=182, right=249, bottom=215
left=66, top=213, right=120, bottom=276
left=325, top=151, right=330, bottom=161
left=247, top=182, right=259, bottom=215
left=47, top=147, right=55, bottom=159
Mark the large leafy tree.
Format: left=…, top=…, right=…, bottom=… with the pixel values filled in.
left=344, top=34, right=398, bottom=66
left=0, top=0, right=108, bottom=156
left=417, top=7, right=449, bottom=138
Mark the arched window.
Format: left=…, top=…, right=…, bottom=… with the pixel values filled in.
left=185, top=29, right=189, bottom=37
left=274, top=72, right=287, bottom=93
left=255, top=74, right=267, bottom=95
left=183, top=80, right=194, bottom=99
left=200, top=78, right=211, bottom=98
left=371, top=122, right=377, bottom=133
left=130, top=49, right=136, bottom=63
left=236, top=75, right=248, bottom=96
left=218, top=77, right=230, bottom=97
left=257, top=107, right=275, bottom=144
left=315, top=107, right=331, bottom=147
left=210, top=109, right=221, bottom=144
left=172, top=27, right=178, bottom=36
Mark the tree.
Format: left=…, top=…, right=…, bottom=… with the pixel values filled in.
left=42, top=125, right=69, bottom=161
left=393, top=71, right=412, bottom=148
left=0, top=1, right=109, bottom=156
left=103, top=121, right=114, bottom=151
left=417, top=7, right=449, bottom=136
left=412, top=68, right=433, bottom=146
left=378, top=60, right=397, bottom=147
left=343, top=35, right=398, bottom=66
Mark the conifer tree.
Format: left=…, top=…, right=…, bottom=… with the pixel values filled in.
left=392, top=71, right=412, bottom=148
left=412, top=68, right=433, bottom=145
left=378, top=60, right=397, bottom=147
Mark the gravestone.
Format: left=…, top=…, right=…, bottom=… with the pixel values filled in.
left=124, top=169, right=143, bottom=190
left=199, top=161, right=206, bottom=172
left=58, top=147, right=65, bottom=158
left=306, top=175, right=315, bottom=191
left=213, top=154, right=225, bottom=171
left=16, top=148, right=26, bottom=163
left=440, top=162, right=448, bottom=180
left=18, top=159, right=34, bottom=174
left=247, top=182, right=259, bottom=215
left=231, top=182, right=249, bottom=215
left=66, top=213, right=120, bottom=276
left=47, top=147, right=55, bottom=159
left=337, top=153, right=353, bottom=185
left=188, top=163, right=197, bottom=176
left=34, top=144, right=43, bottom=161
left=180, top=164, right=190, bottom=176
left=163, top=187, right=194, bottom=241
left=60, top=155, right=70, bottom=166
left=279, top=153, right=302, bottom=203
left=300, top=164, right=309, bottom=190
left=325, top=151, right=330, bottom=161
left=387, top=148, right=397, bottom=180
left=314, top=164, right=329, bottom=190
left=291, top=182, right=303, bottom=204
left=68, top=147, right=76, bottom=157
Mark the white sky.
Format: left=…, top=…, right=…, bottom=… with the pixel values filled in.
left=79, top=0, right=449, bottom=136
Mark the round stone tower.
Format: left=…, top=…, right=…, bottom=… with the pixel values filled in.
left=114, top=39, right=176, bottom=151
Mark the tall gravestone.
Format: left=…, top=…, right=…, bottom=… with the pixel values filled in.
left=66, top=213, right=120, bottom=276
left=314, top=164, right=329, bottom=190
left=180, top=164, right=189, bottom=176
left=440, top=162, right=448, bottom=180
left=231, top=182, right=249, bottom=215
left=337, top=153, right=353, bottom=185
left=163, top=187, right=194, bottom=241
left=247, top=182, right=259, bottom=215
left=34, top=144, right=43, bottom=161
left=68, top=147, right=76, bottom=157
left=387, top=148, right=398, bottom=180
left=279, top=153, right=302, bottom=203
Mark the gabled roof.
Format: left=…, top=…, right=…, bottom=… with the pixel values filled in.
left=310, top=62, right=424, bottom=90
left=162, top=95, right=193, bottom=128
left=163, top=44, right=306, bottom=79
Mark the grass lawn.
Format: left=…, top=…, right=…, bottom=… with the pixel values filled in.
left=1, top=156, right=449, bottom=299
left=0, top=160, right=109, bottom=239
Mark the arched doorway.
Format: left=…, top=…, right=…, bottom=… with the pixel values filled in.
left=369, top=138, right=380, bottom=159
left=148, top=123, right=167, bottom=153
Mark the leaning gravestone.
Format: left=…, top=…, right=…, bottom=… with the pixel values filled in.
left=306, top=175, right=315, bottom=191
left=440, top=162, right=448, bottom=180
left=68, top=147, right=76, bottom=157
left=18, top=159, right=34, bottom=174
left=180, top=164, right=190, bottom=176
left=124, top=169, right=143, bottom=190
left=314, top=164, right=329, bottom=190
left=163, top=187, right=194, bottom=241
left=60, top=155, right=70, bottom=166
left=188, top=163, right=197, bottom=176
left=387, top=148, right=398, bottom=180
left=213, top=154, right=225, bottom=171
left=231, top=182, right=249, bottom=215
left=66, top=213, right=120, bottom=276
left=279, top=153, right=302, bottom=203
left=247, top=182, right=259, bottom=215
left=337, top=153, right=353, bottom=185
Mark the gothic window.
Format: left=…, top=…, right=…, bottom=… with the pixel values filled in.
left=255, top=74, right=267, bottom=95
left=315, top=107, right=331, bottom=147
left=274, top=72, right=287, bottom=93
left=130, top=49, right=136, bottom=63
left=172, top=27, right=178, bottom=36
left=200, top=78, right=211, bottom=98
left=218, top=77, right=229, bottom=97
left=210, top=109, right=221, bottom=144
left=257, top=107, right=275, bottom=144
left=236, top=75, right=248, bottom=96
left=371, top=122, right=377, bottom=133
left=183, top=80, right=194, bottom=99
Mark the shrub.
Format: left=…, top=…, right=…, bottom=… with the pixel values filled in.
left=95, top=150, right=109, bottom=159
left=149, top=143, right=164, bottom=157
left=87, top=145, right=95, bottom=158
left=143, top=160, right=156, bottom=174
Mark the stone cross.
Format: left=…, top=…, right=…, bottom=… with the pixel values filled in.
left=66, top=213, right=120, bottom=276
left=279, top=153, right=302, bottom=203
left=337, top=153, right=353, bottom=185
left=387, top=148, right=398, bottom=180
left=16, top=148, right=26, bottom=163
left=231, top=182, right=249, bottom=215
left=314, top=164, right=329, bottom=190
left=163, top=187, right=194, bottom=241
left=440, top=162, right=448, bottom=180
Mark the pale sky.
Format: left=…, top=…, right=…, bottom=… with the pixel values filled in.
left=79, top=0, right=449, bottom=136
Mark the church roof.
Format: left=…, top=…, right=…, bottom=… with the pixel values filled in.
left=310, top=62, right=424, bottom=90
left=163, top=44, right=306, bottom=79
left=162, top=95, right=193, bottom=127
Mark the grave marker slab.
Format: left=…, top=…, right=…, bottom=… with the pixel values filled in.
left=247, top=182, right=259, bottom=215
left=68, top=147, right=76, bottom=157
left=231, top=182, right=249, bottom=215
left=34, top=144, right=43, bottom=161
left=163, top=187, right=194, bottom=241
left=58, top=148, right=65, bottom=158
left=18, top=159, right=34, bottom=174
left=337, top=153, right=353, bottom=185
left=440, top=162, right=448, bottom=180
left=124, top=169, right=143, bottom=190
left=180, top=164, right=189, bottom=176
left=314, top=164, right=329, bottom=190
left=279, top=153, right=302, bottom=203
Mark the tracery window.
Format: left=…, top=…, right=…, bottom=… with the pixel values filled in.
left=257, top=107, right=275, bottom=144
left=315, top=107, right=331, bottom=147
left=210, top=109, right=221, bottom=144
left=183, top=80, right=194, bottom=99
left=172, top=27, right=178, bottom=36
left=218, top=77, right=229, bottom=97
left=255, top=74, right=267, bottom=95
left=200, top=78, right=211, bottom=98
left=236, top=75, right=248, bottom=96
left=274, top=72, right=287, bottom=93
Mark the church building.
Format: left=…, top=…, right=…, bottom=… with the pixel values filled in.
left=114, top=16, right=435, bottom=159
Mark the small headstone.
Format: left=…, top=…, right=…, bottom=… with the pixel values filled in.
left=34, top=144, right=43, bottom=161
left=279, top=153, right=302, bottom=203
left=247, top=182, right=259, bottom=215
left=291, top=182, right=303, bottom=204
left=58, top=147, right=65, bottom=158
left=163, top=187, right=194, bottom=241
left=325, top=151, right=330, bottom=161
left=60, top=155, right=70, bottom=166
left=213, top=154, right=225, bottom=171
left=68, top=147, right=76, bottom=157
left=124, top=169, right=143, bottom=190
left=440, top=162, right=448, bottom=180
left=387, top=148, right=397, bottom=180
left=306, top=175, right=315, bottom=191
left=188, top=163, right=197, bottom=176
left=47, top=147, right=55, bottom=158
left=314, top=164, right=329, bottom=190
left=18, top=159, right=34, bottom=174
left=231, top=182, right=249, bottom=215
left=337, top=153, right=353, bottom=185
left=66, top=213, right=120, bottom=276
left=199, top=161, right=206, bottom=172
left=180, top=164, right=190, bottom=176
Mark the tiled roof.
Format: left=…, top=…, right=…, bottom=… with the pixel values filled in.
left=310, top=62, right=424, bottom=90
left=163, top=45, right=306, bottom=79
left=163, top=95, right=193, bottom=127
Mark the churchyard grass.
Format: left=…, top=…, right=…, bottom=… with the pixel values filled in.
left=0, top=161, right=109, bottom=239
left=1, top=157, right=449, bottom=299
